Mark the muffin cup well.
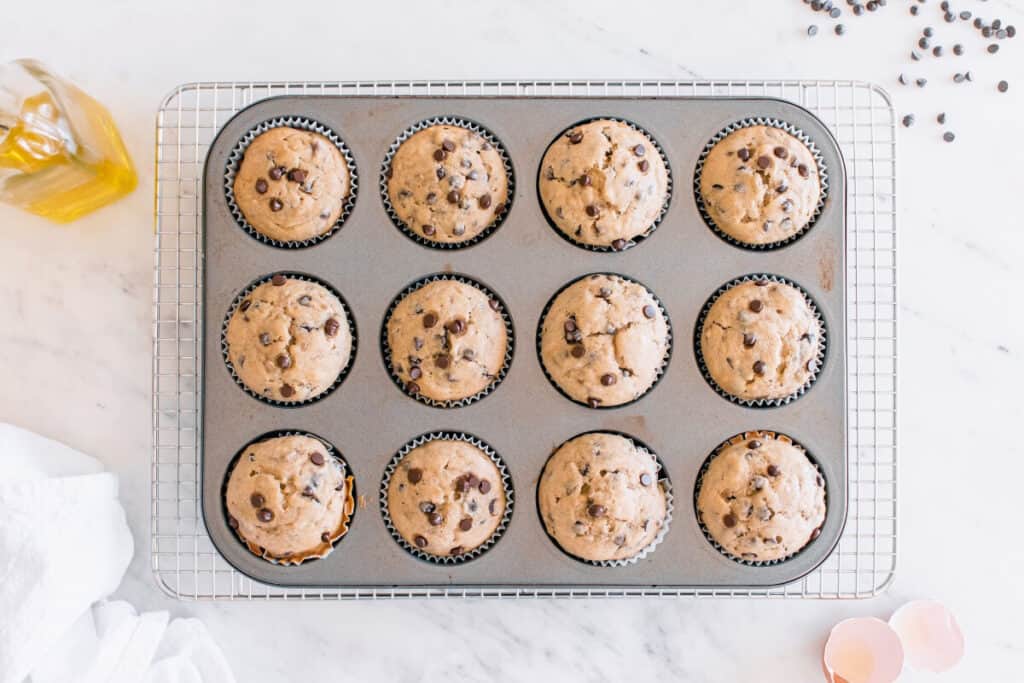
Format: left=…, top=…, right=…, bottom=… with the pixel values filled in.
left=224, top=117, right=359, bottom=249
left=380, top=273, right=514, bottom=409
left=537, top=430, right=673, bottom=568
left=693, top=430, right=827, bottom=567
left=379, top=431, right=514, bottom=565
left=221, top=272, right=358, bottom=408
left=693, top=117, right=829, bottom=251
left=379, top=116, right=514, bottom=250
left=536, top=117, right=673, bottom=253
left=536, top=272, right=673, bottom=410
left=693, top=273, right=827, bottom=408
left=223, top=429, right=356, bottom=566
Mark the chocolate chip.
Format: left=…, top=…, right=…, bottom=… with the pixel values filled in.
left=479, top=479, right=491, bottom=494
left=776, top=183, right=788, bottom=194
left=408, top=468, right=423, bottom=484
left=748, top=440, right=762, bottom=449
left=488, top=499, right=497, bottom=515
left=414, top=535, right=428, bottom=548
left=988, top=44, right=1000, bottom=54
left=643, top=304, right=656, bottom=318
left=600, top=373, right=617, bottom=386
left=422, top=224, right=436, bottom=236
left=639, top=473, right=652, bottom=486
left=250, top=493, right=265, bottom=508
left=807, top=24, right=818, bottom=36
left=450, top=546, right=463, bottom=556
left=438, top=139, right=454, bottom=153
left=737, top=148, right=751, bottom=162
left=756, top=155, right=771, bottom=169
left=467, top=170, right=479, bottom=180
left=753, top=360, right=766, bottom=375
left=633, top=144, right=645, bottom=156
left=419, top=501, right=435, bottom=513
left=279, top=383, right=294, bottom=398
left=797, top=164, right=810, bottom=178
left=564, top=319, right=577, bottom=333
left=435, top=167, right=446, bottom=180
left=423, top=313, right=438, bottom=328
left=767, top=464, right=780, bottom=477
left=488, top=298, right=501, bottom=312
left=462, top=348, right=475, bottom=361
left=998, top=80, right=1009, bottom=93
left=287, top=168, right=307, bottom=183
left=228, top=515, right=239, bottom=529
left=749, top=299, right=764, bottom=313
left=409, top=366, right=422, bottom=380
left=276, top=354, right=291, bottom=369
left=255, top=179, right=268, bottom=194
left=302, top=485, right=314, bottom=497
left=773, top=146, right=788, bottom=159
left=271, top=274, right=287, bottom=286
left=257, top=508, right=274, bottom=523
left=588, top=504, right=606, bottom=517
left=638, top=159, right=650, bottom=172
left=269, top=198, right=283, bottom=212
left=585, top=204, right=599, bottom=217
left=428, top=512, right=443, bottom=526
left=817, top=475, right=824, bottom=487
left=571, top=344, right=586, bottom=358
left=743, top=333, right=757, bottom=348
left=447, top=190, right=460, bottom=204
left=611, top=239, right=626, bottom=251
left=834, top=23, right=845, bottom=35
left=433, top=149, right=447, bottom=162
left=459, top=518, right=473, bottom=531
left=434, top=354, right=450, bottom=369
left=268, top=167, right=284, bottom=180
left=320, top=532, right=331, bottom=544
left=239, top=299, right=251, bottom=312
left=310, top=452, right=325, bottom=466
left=578, top=173, right=593, bottom=187
left=259, top=332, right=271, bottom=346
left=478, top=193, right=492, bottom=209
left=943, top=131, right=956, bottom=143
left=937, top=112, right=947, bottom=124
left=722, top=513, right=737, bottom=528
left=587, top=397, right=601, bottom=408
left=324, top=318, right=340, bottom=337
left=406, top=381, right=420, bottom=394
left=446, top=318, right=465, bottom=335
left=932, top=46, right=943, bottom=57
left=568, top=131, right=583, bottom=144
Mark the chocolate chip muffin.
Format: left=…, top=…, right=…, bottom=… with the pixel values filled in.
left=538, top=432, right=668, bottom=563
left=385, top=278, right=508, bottom=403
left=225, top=275, right=352, bottom=403
left=699, top=278, right=822, bottom=402
left=540, top=274, right=669, bottom=408
left=699, top=125, right=821, bottom=246
left=386, top=123, right=509, bottom=244
left=233, top=127, right=351, bottom=243
left=696, top=432, right=826, bottom=563
left=386, top=437, right=507, bottom=558
left=539, top=119, right=669, bottom=249
left=225, top=434, right=353, bottom=564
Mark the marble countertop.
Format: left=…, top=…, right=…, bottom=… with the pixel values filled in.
left=3, top=0, right=1022, bottom=680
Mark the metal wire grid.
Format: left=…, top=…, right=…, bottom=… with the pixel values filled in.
left=153, top=80, right=897, bottom=600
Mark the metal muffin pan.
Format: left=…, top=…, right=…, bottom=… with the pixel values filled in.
left=201, top=95, right=847, bottom=590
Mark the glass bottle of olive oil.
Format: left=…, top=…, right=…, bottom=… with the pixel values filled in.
left=0, top=59, right=136, bottom=222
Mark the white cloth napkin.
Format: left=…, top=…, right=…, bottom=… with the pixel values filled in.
left=0, top=423, right=235, bottom=683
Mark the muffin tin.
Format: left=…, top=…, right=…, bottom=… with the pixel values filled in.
left=201, top=95, right=847, bottom=590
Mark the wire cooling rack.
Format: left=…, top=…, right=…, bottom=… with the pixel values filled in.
left=153, top=80, right=897, bottom=600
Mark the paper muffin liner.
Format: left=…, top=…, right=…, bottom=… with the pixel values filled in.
left=221, top=272, right=358, bottom=407
left=379, top=431, right=514, bottom=565
left=535, top=272, right=673, bottom=410
left=693, top=430, right=827, bottom=567
left=223, top=429, right=356, bottom=566
left=224, top=117, right=359, bottom=249
left=537, top=117, right=673, bottom=253
left=693, top=117, right=829, bottom=251
left=379, top=116, right=514, bottom=250
left=537, top=430, right=674, bottom=568
left=380, top=273, right=514, bottom=409
left=693, top=273, right=827, bottom=408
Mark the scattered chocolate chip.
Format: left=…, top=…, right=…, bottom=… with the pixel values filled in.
left=268, top=166, right=284, bottom=180
left=310, top=452, right=325, bottom=466
left=998, top=80, right=1009, bottom=93
left=579, top=173, right=592, bottom=186
left=568, top=131, right=583, bottom=144
left=1008, top=26, right=1017, bottom=38
left=250, top=493, right=265, bottom=508
left=255, top=178, right=268, bottom=194
left=279, top=383, right=294, bottom=398
left=433, top=149, right=447, bottom=162
left=428, top=512, right=443, bottom=526
left=257, top=508, right=274, bottom=523
left=600, top=373, right=617, bottom=386
left=588, top=504, right=607, bottom=517
left=269, top=198, right=284, bottom=211
left=419, top=501, right=435, bottom=513
left=228, top=515, right=239, bottom=529
left=488, top=499, right=497, bottom=515
left=585, top=204, right=599, bottom=217
left=638, top=159, right=650, bottom=172
left=723, top=513, right=737, bottom=528
left=276, top=354, right=291, bottom=369
left=954, top=73, right=966, bottom=83
left=773, top=146, right=788, bottom=159
left=943, top=131, right=955, bottom=142
left=406, top=381, right=420, bottom=394
left=302, top=485, right=314, bottom=497
left=259, top=332, right=271, bottom=346
left=458, top=518, right=473, bottom=531
left=287, top=168, right=307, bottom=183
left=409, top=366, right=422, bottom=380
left=414, top=535, right=428, bottom=548
left=910, top=4, right=918, bottom=15
left=435, top=166, right=446, bottom=180
left=633, top=144, right=645, bottom=156
left=937, top=112, right=947, bottom=124
left=408, top=468, right=423, bottom=484
left=239, top=299, right=251, bottom=312
left=446, top=318, right=465, bottom=335
left=434, top=354, right=450, bottom=369
left=777, top=182, right=788, bottom=193
left=422, top=313, right=438, bottom=328
left=756, top=155, right=771, bottom=169
left=441, top=139, right=455, bottom=152
left=571, top=344, right=586, bottom=358
left=960, top=10, right=971, bottom=20
left=450, top=546, right=463, bottom=556
left=988, top=43, right=1000, bottom=53
left=932, top=45, right=943, bottom=57
left=807, top=24, right=818, bottom=37
left=953, top=44, right=964, bottom=55
left=902, top=114, right=914, bottom=127
left=478, top=193, right=492, bottom=209
left=753, top=360, right=766, bottom=375
left=587, top=397, right=601, bottom=408
left=271, top=273, right=286, bottom=286
left=611, top=239, right=627, bottom=251
left=321, top=532, right=331, bottom=543
left=737, top=148, right=751, bottom=162
left=743, top=333, right=757, bottom=348
left=797, top=164, right=810, bottom=178
left=479, top=479, right=491, bottom=494
left=767, top=464, right=780, bottom=477
left=324, top=318, right=341, bottom=338
left=748, top=440, right=762, bottom=449
left=446, top=190, right=459, bottom=204
left=422, top=224, right=436, bottom=236
left=749, top=299, right=764, bottom=313
left=834, top=23, right=845, bottom=35
left=911, top=50, right=921, bottom=61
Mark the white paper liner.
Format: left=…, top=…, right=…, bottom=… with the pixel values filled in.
left=224, top=117, right=358, bottom=249
left=537, top=431, right=673, bottom=568
left=379, top=116, right=514, bottom=250
left=220, top=272, right=358, bottom=407
left=537, top=117, right=673, bottom=253
left=536, top=272, right=673, bottom=410
left=693, top=273, right=827, bottom=408
left=380, top=273, right=514, bottom=408
left=693, top=117, right=829, bottom=250
left=223, top=430, right=356, bottom=566
left=379, top=431, right=514, bottom=564
left=694, top=430, right=827, bottom=567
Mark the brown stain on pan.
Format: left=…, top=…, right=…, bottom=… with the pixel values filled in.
left=818, top=237, right=836, bottom=292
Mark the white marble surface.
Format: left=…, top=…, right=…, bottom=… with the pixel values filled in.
left=3, top=0, right=1023, bottom=680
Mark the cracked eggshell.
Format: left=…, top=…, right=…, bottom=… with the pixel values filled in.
left=822, top=617, right=904, bottom=683
left=888, top=600, right=964, bottom=673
